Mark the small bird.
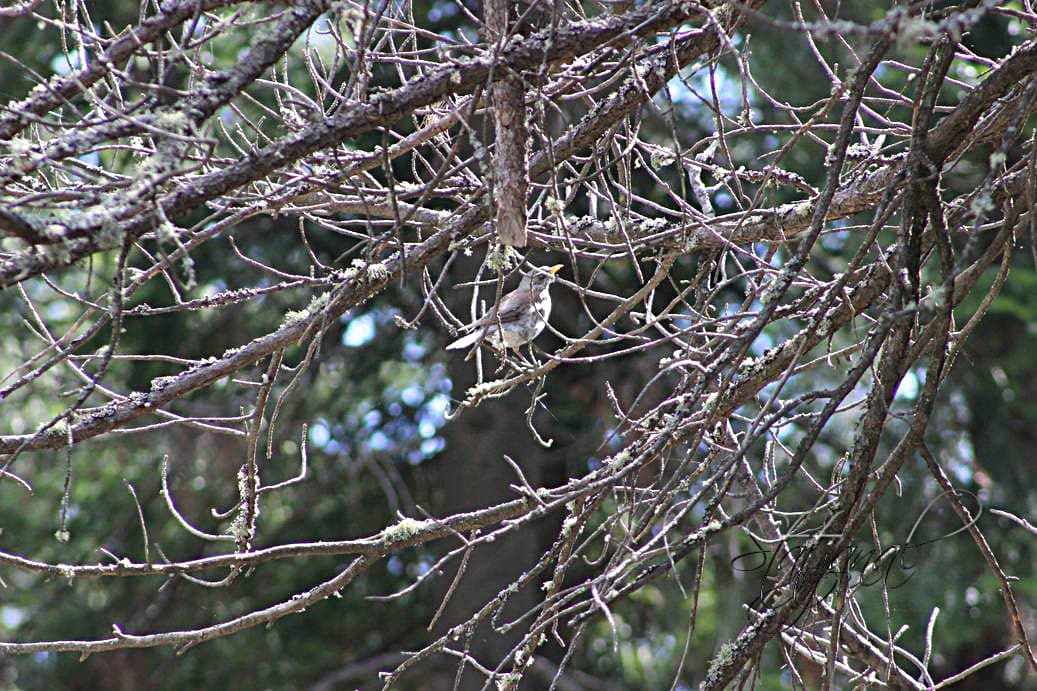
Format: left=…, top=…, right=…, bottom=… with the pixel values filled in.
left=446, top=264, right=563, bottom=354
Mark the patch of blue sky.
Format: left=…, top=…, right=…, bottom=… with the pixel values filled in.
left=418, top=420, right=437, bottom=439
left=45, top=300, right=74, bottom=321
left=822, top=223, right=849, bottom=252
left=201, top=280, right=226, bottom=298
left=428, top=0, right=458, bottom=22
left=309, top=420, right=330, bottom=447
left=669, top=63, right=745, bottom=117
left=363, top=409, right=382, bottom=428
left=401, top=384, right=424, bottom=406
left=670, top=313, right=695, bottom=331
left=895, top=370, right=919, bottom=401
left=424, top=392, right=450, bottom=420
left=751, top=330, right=773, bottom=355
left=1, top=606, right=24, bottom=629
left=414, top=397, right=448, bottom=441
left=749, top=244, right=782, bottom=268
left=299, top=17, right=338, bottom=61
left=434, top=365, right=452, bottom=390
left=402, top=339, right=426, bottom=362
left=950, top=437, right=975, bottom=483
left=420, top=438, right=445, bottom=457
left=342, top=312, right=376, bottom=347
left=219, top=105, right=236, bottom=125
left=366, top=430, right=390, bottom=451
left=50, top=47, right=86, bottom=76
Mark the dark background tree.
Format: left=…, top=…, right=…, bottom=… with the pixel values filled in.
left=0, top=0, right=1035, bottom=689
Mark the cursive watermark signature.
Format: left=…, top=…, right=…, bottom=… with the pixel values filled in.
left=729, top=489, right=982, bottom=619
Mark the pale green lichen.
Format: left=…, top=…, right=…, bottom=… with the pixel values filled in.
left=228, top=512, right=249, bottom=543
left=154, top=110, right=189, bottom=132
left=155, top=220, right=177, bottom=245
left=50, top=418, right=71, bottom=439
left=1, top=237, right=28, bottom=252
left=308, top=291, right=331, bottom=313
left=495, top=673, right=520, bottom=690
left=150, top=375, right=178, bottom=391
left=40, top=242, right=72, bottom=265
left=969, top=192, right=994, bottom=218
left=382, top=517, right=429, bottom=543
left=704, top=641, right=738, bottom=687
left=466, top=379, right=506, bottom=400
left=138, top=153, right=169, bottom=176
left=228, top=467, right=259, bottom=545
left=393, top=181, right=422, bottom=194
left=281, top=292, right=331, bottom=328
left=545, top=196, right=566, bottom=216
left=7, top=136, right=33, bottom=156
left=486, top=244, right=520, bottom=273
left=650, top=147, right=676, bottom=169
left=97, top=217, right=124, bottom=247
left=896, top=16, right=938, bottom=51
left=281, top=308, right=308, bottom=328
left=127, top=135, right=147, bottom=159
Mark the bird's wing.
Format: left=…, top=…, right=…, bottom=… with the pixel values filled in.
left=446, top=285, right=530, bottom=350
left=488, top=288, right=530, bottom=324
left=446, top=302, right=500, bottom=350
left=463, top=288, right=526, bottom=330
left=445, top=329, right=485, bottom=350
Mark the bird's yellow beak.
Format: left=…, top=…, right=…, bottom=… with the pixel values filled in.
left=547, top=264, right=563, bottom=275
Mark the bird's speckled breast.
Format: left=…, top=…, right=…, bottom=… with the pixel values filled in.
left=495, top=292, right=551, bottom=348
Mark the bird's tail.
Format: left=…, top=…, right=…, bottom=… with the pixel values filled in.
left=445, top=329, right=483, bottom=351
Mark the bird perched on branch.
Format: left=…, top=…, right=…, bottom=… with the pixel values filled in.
left=446, top=264, right=563, bottom=354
